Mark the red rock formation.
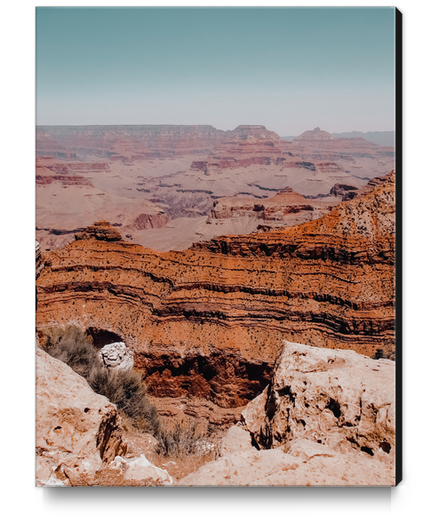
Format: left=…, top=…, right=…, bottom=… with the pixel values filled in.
left=205, top=187, right=339, bottom=236
left=45, top=162, right=110, bottom=173
left=36, top=125, right=227, bottom=159
left=36, top=125, right=395, bottom=253
left=75, top=220, right=123, bottom=241
left=36, top=241, right=44, bottom=279
left=293, top=127, right=333, bottom=141
left=184, top=125, right=393, bottom=200
left=192, top=125, right=287, bottom=173
left=36, top=171, right=395, bottom=410
left=330, top=183, right=359, bottom=199
left=36, top=175, right=93, bottom=186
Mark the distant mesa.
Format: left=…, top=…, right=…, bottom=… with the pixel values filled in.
left=331, top=130, right=395, bottom=148
left=228, top=125, right=280, bottom=141
left=293, top=127, right=333, bottom=142
left=36, top=123, right=395, bottom=252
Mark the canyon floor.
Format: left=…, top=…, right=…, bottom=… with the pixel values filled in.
left=36, top=125, right=394, bottom=252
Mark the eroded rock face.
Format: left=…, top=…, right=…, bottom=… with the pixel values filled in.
left=179, top=438, right=394, bottom=486
left=35, top=347, right=127, bottom=486
left=35, top=241, right=44, bottom=279
left=241, top=341, right=395, bottom=459
left=75, top=220, right=122, bottom=242
left=180, top=341, right=395, bottom=486
left=36, top=173, right=395, bottom=409
left=206, top=187, right=339, bottom=236
left=36, top=347, right=173, bottom=486
left=99, top=342, right=134, bottom=372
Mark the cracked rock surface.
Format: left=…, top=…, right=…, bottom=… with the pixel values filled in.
left=99, top=342, right=135, bottom=372
left=35, top=347, right=171, bottom=486
left=180, top=341, right=395, bottom=486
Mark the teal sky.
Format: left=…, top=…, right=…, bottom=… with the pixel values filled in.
left=36, top=7, right=396, bottom=135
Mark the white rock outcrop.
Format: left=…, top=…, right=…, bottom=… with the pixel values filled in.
left=36, top=347, right=170, bottom=487
left=180, top=341, right=396, bottom=486
left=241, top=341, right=395, bottom=459
left=99, top=342, right=134, bottom=372
left=36, top=347, right=128, bottom=486
left=109, top=455, right=173, bottom=485
left=180, top=437, right=394, bottom=486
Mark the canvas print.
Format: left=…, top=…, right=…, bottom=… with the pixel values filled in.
left=35, top=7, right=400, bottom=486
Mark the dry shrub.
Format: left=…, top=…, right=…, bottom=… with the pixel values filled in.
left=155, top=419, right=215, bottom=458
left=43, top=324, right=99, bottom=378
left=43, top=324, right=159, bottom=435
left=89, top=367, right=160, bottom=435
left=42, top=324, right=215, bottom=463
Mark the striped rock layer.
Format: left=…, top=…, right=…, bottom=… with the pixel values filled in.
left=36, top=172, right=396, bottom=409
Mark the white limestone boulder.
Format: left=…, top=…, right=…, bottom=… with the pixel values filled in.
left=179, top=438, right=394, bottom=486
left=180, top=341, right=396, bottom=486
left=109, top=454, right=173, bottom=485
left=241, top=341, right=395, bottom=462
left=36, top=347, right=171, bottom=487
left=99, top=342, right=134, bottom=372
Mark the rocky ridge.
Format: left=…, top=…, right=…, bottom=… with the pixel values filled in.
left=241, top=341, right=395, bottom=456
left=37, top=125, right=227, bottom=160
left=181, top=340, right=395, bottom=486
left=205, top=187, right=339, bottom=235
left=36, top=347, right=127, bottom=485
left=36, top=125, right=395, bottom=251
left=36, top=338, right=395, bottom=486
left=36, top=171, right=395, bottom=412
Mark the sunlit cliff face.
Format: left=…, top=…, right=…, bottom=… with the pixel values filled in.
left=36, top=172, right=395, bottom=409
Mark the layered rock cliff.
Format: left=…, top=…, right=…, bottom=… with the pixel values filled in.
left=36, top=172, right=395, bottom=409
left=206, top=187, right=339, bottom=234
left=37, top=125, right=227, bottom=160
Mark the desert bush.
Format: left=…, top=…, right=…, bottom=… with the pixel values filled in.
left=155, top=419, right=215, bottom=458
left=43, top=324, right=159, bottom=435
left=42, top=324, right=215, bottom=458
left=89, top=366, right=160, bottom=435
left=43, top=324, right=99, bottom=378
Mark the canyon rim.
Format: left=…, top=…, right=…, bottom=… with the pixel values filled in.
left=35, top=7, right=401, bottom=487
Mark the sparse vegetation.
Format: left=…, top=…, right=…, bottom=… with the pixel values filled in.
left=155, top=419, right=216, bottom=458
left=43, top=324, right=159, bottom=434
left=41, top=324, right=214, bottom=461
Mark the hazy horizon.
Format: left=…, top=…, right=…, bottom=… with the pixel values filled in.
left=36, top=7, right=396, bottom=134
left=35, top=123, right=395, bottom=139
